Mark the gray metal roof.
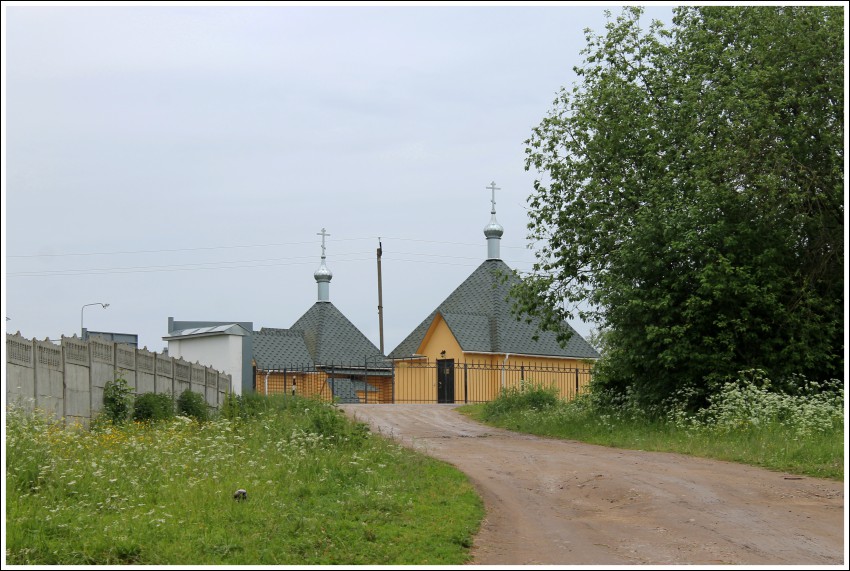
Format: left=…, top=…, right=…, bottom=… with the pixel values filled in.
left=389, top=259, right=600, bottom=360
left=163, top=323, right=250, bottom=340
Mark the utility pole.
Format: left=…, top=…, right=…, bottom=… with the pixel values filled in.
left=376, top=238, right=384, bottom=354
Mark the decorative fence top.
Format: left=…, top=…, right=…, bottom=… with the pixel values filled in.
left=156, top=352, right=172, bottom=376
left=6, top=336, right=33, bottom=366
left=35, top=340, right=63, bottom=371
left=63, top=337, right=90, bottom=366
left=116, top=344, right=135, bottom=369
left=6, top=333, right=230, bottom=385
left=174, top=360, right=190, bottom=381
left=6, top=332, right=234, bottom=424
left=92, top=338, right=114, bottom=364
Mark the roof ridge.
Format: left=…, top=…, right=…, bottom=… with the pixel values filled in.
left=325, top=303, right=383, bottom=354
left=388, top=260, right=507, bottom=357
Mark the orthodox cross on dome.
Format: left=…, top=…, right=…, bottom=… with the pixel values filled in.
left=317, top=228, right=330, bottom=258
left=486, top=181, right=500, bottom=214
left=483, top=181, right=504, bottom=260
left=314, top=227, right=333, bottom=301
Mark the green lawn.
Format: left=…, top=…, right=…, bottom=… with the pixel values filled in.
left=5, top=395, right=484, bottom=565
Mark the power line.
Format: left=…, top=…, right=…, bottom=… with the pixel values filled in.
left=382, top=236, right=532, bottom=250
left=7, top=235, right=535, bottom=259
left=6, top=255, right=536, bottom=277
left=5, top=237, right=372, bottom=258
left=8, top=252, right=370, bottom=275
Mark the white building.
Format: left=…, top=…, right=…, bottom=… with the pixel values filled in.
left=163, top=319, right=253, bottom=395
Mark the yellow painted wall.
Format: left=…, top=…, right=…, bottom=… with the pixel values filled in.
left=393, top=314, right=595, bottom=403
left=256, top=370, right=332, bottom=400
left=393, top=314, right=464, bottom=403
left=418, top=313, right=465, bottom=363
left=463, top=352, right=594, bottom=402
left=254, top=314, right=595, bottom=404
left=255, top=369, right=393, bottom=404
left=392, top=360, right=437, bottom=404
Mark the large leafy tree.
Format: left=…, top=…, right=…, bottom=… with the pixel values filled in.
left=513, top=6, right=843, bottom=408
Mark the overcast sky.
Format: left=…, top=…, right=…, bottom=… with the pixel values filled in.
left=3, top=2, right=676, bottom=356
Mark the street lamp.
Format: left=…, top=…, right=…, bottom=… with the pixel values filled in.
left=81, top=302, right=109, bottom=338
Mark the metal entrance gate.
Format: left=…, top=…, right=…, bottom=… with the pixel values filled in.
left=255, top=361, right=593, bottom=405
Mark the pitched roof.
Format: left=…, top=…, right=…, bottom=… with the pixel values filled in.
left=163, top=323, right=250, bottom=340
left=253, top=328, right=314, bottom=370
left=291, top=302, right=384, bottom=365
left=389, top=259, right=600, bottom=360
left=253, top=303, right=385, bottom=370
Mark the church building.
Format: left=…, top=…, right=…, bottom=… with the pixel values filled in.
left=389, top=183, right=599, bottom=403
left=167, top=184, right=598, bottom=405
left=251, top=229, right=392, bottom=403
left=165, top=229, right=390, bottom=402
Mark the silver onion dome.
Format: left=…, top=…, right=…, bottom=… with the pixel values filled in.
left=483, top=213, right=504, bottom=239
left=314, top=261, right=333, bottom=282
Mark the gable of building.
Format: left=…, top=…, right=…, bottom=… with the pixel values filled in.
left=389, top=259, right=599, bottom=360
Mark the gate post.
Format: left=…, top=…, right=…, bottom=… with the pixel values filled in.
left=575, top=368, right=579, bottom=396
left=464, top=362, right=468, bottom=404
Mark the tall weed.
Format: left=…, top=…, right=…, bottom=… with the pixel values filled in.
left=6, top=395, right=482, bottom=564
left=668, top=369, right=843, bottom=438
left=467, top=369, right=843, bottom=479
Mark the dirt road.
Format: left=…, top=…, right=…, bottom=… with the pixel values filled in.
left=340, top=404, right=845, bottom=566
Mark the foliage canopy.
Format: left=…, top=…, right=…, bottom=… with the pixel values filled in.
left=513, top=6, right=843, bottom=408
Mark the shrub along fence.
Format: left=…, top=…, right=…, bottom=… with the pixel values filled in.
left=5, top=332, right=231, bottom=426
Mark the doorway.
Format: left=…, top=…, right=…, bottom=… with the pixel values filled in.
left=436, top=359, right=455, bottom=404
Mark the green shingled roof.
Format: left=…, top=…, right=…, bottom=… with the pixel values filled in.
left=253, top=303, right=385, bottom=370
left=253, top=328, right=314, bottom=370
left=388, top=259, right=600, bottom=360
left=291, top=302, right=384, bottom=366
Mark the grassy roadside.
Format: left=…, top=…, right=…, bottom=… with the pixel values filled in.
left=457, top=382, right=844, bottom=481
left=5, top=395, right=484, bottom=565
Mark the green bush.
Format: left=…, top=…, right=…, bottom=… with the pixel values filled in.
left=133, top=392, right=174, bottom=424
left=306, top=399, right=369, bottom=446
left=219, top=392, right=244, bottom=421
left=103, top=377, right=133, bottom=424
left=222, top=391, right=301, bottom=420
left=177, top=389, right=208, bottom=422
left=481, top=382, right=560, bottom=419
left=678, top=369, right=844, bottom=438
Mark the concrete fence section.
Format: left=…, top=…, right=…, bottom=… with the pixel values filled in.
left=6, top=333, right=232, bottom=425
